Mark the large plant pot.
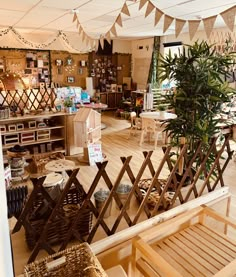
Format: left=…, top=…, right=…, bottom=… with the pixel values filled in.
left=175, top=167, right=196, bottom=188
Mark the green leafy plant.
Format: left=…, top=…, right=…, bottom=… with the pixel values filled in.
left=158, top=40, right=236, bottom=173
left=63, top=98, right=73, bottom=107
left=157, top=104, right=166, bottom=111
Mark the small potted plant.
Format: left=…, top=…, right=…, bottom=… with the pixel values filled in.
left=157, top=104, right=166, bottom=115
left=63, top=98, right=73, bottom=113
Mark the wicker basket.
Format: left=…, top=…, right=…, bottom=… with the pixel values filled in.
left=25, top=187, right=93, bottom=250
left=24, top=242, right=107, bottom=277
left=30, top=152, right=65, bottom=174
left=138, top=178, right=173, bottom=210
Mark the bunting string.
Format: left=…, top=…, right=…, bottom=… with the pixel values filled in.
left=71, top=0, right=236, bottom=41
left=0, top=27, right=89, bottom=53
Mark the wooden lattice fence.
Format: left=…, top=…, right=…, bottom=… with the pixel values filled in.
left=12, top=134, right=233, bottom=262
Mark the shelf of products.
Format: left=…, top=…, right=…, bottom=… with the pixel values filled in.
left=1, top=113, right=66, bottom=160
left=98, top=92, right=123, bottom=109
left=88, top=52, right=131, bottom=91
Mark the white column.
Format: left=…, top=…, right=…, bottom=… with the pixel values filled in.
left=0, top=134, right=14, bottom=277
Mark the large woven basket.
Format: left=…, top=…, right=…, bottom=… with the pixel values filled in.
left=138, top=178, right=173, bottom=210
left=24, top=242, right=108, bottom=277
left=25, top=187, right=93, bottom=250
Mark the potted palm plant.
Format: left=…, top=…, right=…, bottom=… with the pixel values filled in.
left=158, top=40, right=236, bottom=178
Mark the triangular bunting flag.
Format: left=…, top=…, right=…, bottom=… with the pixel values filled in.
left=82, top=31, right=86, bottom=42
left=203, top=15, right=217, bottom=38
left=105, top=32, right=111, bottom=44
left=220, top=6, right=236, bottom=32
left=76, top=20, right=80, bottom=29
left=91, top=40, right=96, bottom=50
left=121, top=3, right=130, bottom=16
left=139, top=0, right=148, bottom=10
left=116, top=14, right=123, bottom=27
left=100, top=37, right=104, bottom=49
left=86, top=36, right=90, bottom=46
left=72, top=13, right=77, bottom=23
left=110, top=24, right=117, bottom=37
left=78, top=26, right=83, bottom=35
left=188, top=20, right=201, bottom=40
left=163, top=15, right=174, bottom=33
left=145, top=1, right=155, bottom=17
left=175, top=19, right=186, bottom=38
left=154, top=8, right=164, bottom=26
left=95, top=40, right=99, bottom=52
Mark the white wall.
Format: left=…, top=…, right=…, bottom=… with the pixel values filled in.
left=161, top=26, right=235, bottom=52
left=131, top=37, right=154, bottom=89
left=113, top=40, right=132, bottom=54
left=0, top=134, right=14, bottom=277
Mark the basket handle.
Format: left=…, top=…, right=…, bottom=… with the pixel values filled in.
left=46, top=256, right=66, bottom=271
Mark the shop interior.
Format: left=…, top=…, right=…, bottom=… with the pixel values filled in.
left=1, top=1, right=236, bottom=276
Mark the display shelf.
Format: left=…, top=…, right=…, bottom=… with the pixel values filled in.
left=2, top=136, right=64, bottom=150
left=98, top=92, right=123, bottom=109
left=1, top=113, right=66, bottom=161
left=0, top=112, right=67, bottom=123
left=0, top=125, right=64, bottom=135
left=3, top=149, right=66, bottom=164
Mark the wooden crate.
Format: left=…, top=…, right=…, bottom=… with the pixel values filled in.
left=17, top=123, right=24, bottom=131
left=28, top=121, right=36, bottom=129
left=21, top=132, right=35, bottom=143
left=0, top=124, right=6, bottom=132
left=132, top=206, right=236, bottom=277
left=3, top=133, right=19, bottom=145
left=36, top=129, right=50, bottom=141
left=8, top=124, right=16, bottom=132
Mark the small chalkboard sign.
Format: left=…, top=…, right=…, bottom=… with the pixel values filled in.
left=88, top=143, right=103, bottom=166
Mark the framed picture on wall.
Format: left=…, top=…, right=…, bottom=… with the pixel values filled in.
left=55, top=59, right=63, bottom=66
left=57, top=67, right=63, bottom=75
left=66, top=57, right=73, bottom=66
left=79, top=60, right=87, bottom=67
left=67, top=76, right=75, bottom=83
left=78, top=68, right=83, bottom=75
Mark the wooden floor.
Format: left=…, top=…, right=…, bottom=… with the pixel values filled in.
left=10, top=111, right=236, bottom=276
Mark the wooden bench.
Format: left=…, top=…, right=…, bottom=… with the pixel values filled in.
left=132, top=206, right=236, bottom=277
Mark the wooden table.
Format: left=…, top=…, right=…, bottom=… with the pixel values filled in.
left=140, top=111, right=177, bottom=121
left=45, top=159, right=76, bottom=188
left=45, top=159, right=75, bottom=172
left=132, top=205, right=236, bottom=277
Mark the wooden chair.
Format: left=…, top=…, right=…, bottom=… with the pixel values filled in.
left=128, top=111, right=141, bottom=138
left=139, top=118, right=165, bottom=148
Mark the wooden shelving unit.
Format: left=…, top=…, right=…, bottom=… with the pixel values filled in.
left=1, top=112, right=66, bottom=160
left=98, top=91, right=123, bottom=109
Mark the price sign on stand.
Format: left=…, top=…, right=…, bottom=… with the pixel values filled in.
left=88, top=143, right=103, bottom=166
